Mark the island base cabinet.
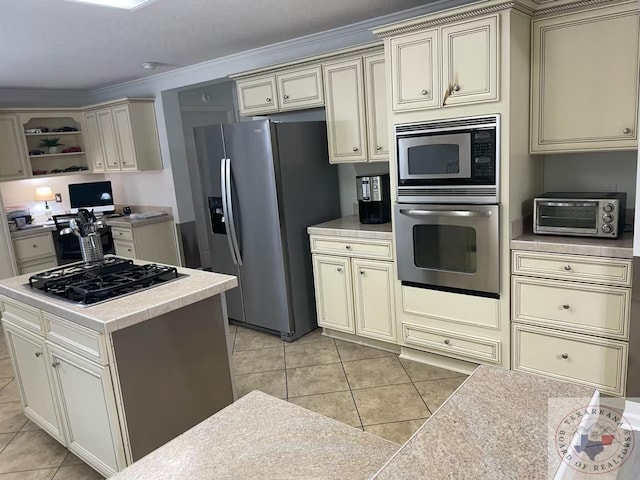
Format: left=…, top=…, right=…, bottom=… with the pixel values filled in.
left=47, top=343, right=126, bottom=477
left=4, top=322, right=65, bottom=444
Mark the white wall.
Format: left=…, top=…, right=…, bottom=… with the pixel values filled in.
left=544, top=151, right=638, bottom=206
left=338, top=163, right=391, bottom=216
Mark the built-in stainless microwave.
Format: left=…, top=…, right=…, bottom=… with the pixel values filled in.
left=395, top=115, right=499, bottom=204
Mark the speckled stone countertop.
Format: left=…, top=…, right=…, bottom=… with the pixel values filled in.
left=373, top=366, right=595, bottom=480
left=106, top=214, right=174, bottom=228
left=0, top=257, right=237, bottom=333
left=110, top=390, right=398, bottom=480
left=308, top=215, right=392, bottom=240
left=10, top=225, right=56, bottom=239
left=511, top=232, right=633, bottom=259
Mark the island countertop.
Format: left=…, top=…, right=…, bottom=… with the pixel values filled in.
left=0, top=259, right=237, bottom=333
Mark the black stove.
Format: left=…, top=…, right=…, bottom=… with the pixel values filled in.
left=29, top=257, right=183, bottom=306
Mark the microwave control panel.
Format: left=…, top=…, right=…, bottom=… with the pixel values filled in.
left=471, top=130, right=496, bottom=180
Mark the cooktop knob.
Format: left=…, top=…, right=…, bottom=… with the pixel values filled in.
left=602, top=224, right=614, bottom=234
left=603, top=203, right=615, bottom=213
left=602, top=214, right=614, bottom=224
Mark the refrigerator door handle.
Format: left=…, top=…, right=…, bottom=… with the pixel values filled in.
left=225, top=157, right=243, bottom=266
left=220, top=158, right=238, bottom=265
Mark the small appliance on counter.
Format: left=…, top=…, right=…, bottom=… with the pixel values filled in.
left=533, top=192, right=627, bottom=238
left=6, top=206, right=33, bottom=230
left=356, top=174, right=391, bottom=224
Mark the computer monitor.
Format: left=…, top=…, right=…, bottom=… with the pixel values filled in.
left=68, top=181, right=115, bottom=214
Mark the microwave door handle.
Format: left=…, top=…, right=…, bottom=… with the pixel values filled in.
left=399, top=209, right=493, bottom=218
left=538, top=201, right=598, bottom=207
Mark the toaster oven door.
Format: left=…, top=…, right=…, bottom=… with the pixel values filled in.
left=534, top=201, right=599, bottom=235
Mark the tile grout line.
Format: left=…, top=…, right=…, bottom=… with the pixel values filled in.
left=335, top=342, right=365, bottom=430
left=397, top=358, right=433, bottom=416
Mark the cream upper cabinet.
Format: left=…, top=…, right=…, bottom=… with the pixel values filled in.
left=441, top=16, right=498, bottom=106
left=0, top=114, right=28, bottom=180
left=236, top=76, right=279, bottom=116
left=323, top=58, right=368, bottom=163
left=312, top=255, right=355, bottom=333
left=112, top=105, right=138, bottom=171
left=96, top=108, right=122, bottom=171
left=364, top=54, right=389, bottom=161
left=531, top=4, right=640, bottom=153
left=352, top=259, right=396, bottom=342
left=83, top=111, right=105, bottom=172
left=276, top=66, right=324, bottom=111
left=389, top=30, right=439, bottom=111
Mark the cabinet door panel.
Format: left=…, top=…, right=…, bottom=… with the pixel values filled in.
left=83, top=111, right=105, bottom=172
left=441, top=16, right=498, bottom=105
left=112, top=105, right=138, bottom=171
left=352, top=259, right=395, bottom=342
left=364, top=54, right=389, bottom=161
left=0, top=115, right=28, bottom=179
left=277, top=66, right=324, bottom=110
left=531, top=7, right=639, bottom=152
left=312, top=255, right=354, bottom=333
left=236, top=76, right=279, bottom=116
left=96, top=109, right=121, bottom=171
left=323, top=58, right=367, bottom=163
left=5, top=325, right=64, bottom=443
left=390, top=30, right=439, bottom=111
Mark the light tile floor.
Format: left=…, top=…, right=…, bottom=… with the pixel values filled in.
left=0, top=329, right=103, bottom=480
left=230, top=324, right=469, bottom=445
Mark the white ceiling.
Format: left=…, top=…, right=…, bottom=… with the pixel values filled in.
left=1, top=0, right=434, bottom=90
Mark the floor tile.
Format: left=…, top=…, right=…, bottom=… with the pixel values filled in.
left=284, top=342, right=340, bottom=369
left=286, top=363, right=349, bottom=398
left=0, top=402, right=27, bottom=434
left=0, top=348, right=8, bottom=360
left=0, top=433, right=14, bottom=452
left=0, top=430, right=67, bottom=473
left=414, top=376, right=467, bottom=412
left=0, top=381, right=20, bottom=404
left=286, top=328, right=334, bottom=346
left=52, top=464, right=103, bottom=480
left=233, top=370, right=286, bottom=400
left=233, top=329, right=283, bottom=351
left=0, top=469, right=57, bottom=480
left=0, top=359, right=14, bottom=380
left=232, top=347, right=284, bottom=375
left=399, top=358, right=465, bottom=382
left=288, top=391, right=361, bottom=427
left=62, top=452, right=84, bottom=466
left=364, top=419, right=428, bottom=445
left=20, top=421, right=41, bottom=432
left=352, top=384, right=430, bottom=426
left=335, top=340, right=394, bottom=362
left=0, top=379, right=11, bottom=392
left=343, top=357, right=410, bottom=390
left=228, top=323, right=238, bottom=334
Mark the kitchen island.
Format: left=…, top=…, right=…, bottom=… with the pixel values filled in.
left=0, top=259, right=237, bottom=477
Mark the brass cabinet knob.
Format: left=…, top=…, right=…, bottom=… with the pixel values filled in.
left=561, top=353, right=569, bottom=360
left=52, top=361, right=60, bottom=368
left=266, top=97, right=272, bottom=102
left=336, top=267, right=342, bottom=272
left=283, top=95, right=289, bottom=100
left=444, top=339, right=451, bottom=345
left=562, top=304, right=570, bottom=310
left=376, top=146, right=382, bottom=151
left=453, top=84, right=460, bottom=92
left=345, top=245, right=352, bottom=249
left=360, top=270, right=365, bottom=275
left=352, top=147, right=358, bottom=152
left=564, top=265, right=572, bottom=271
left=421, top=89, right=428, bottom=95
left=623, top=128, right=632, bottom=134
left=35, top=352, right=42, bottom=358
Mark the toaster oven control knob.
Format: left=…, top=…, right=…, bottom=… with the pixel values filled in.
left=602, top=214, right=614, bottom=224
left=602, top=224, right=614, bottom=234
left=603, top=203, right=615, bottom=213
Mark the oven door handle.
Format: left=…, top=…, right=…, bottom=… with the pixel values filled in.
left=537, top=201, right=598, bottom=207
left=399, top=209, right=493, bottom=218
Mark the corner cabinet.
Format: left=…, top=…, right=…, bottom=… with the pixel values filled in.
left=531, top=3, right=640, bottom=153
left=0, top=114, right=29, bottom=180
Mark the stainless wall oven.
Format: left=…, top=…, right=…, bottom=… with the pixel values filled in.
left=395, top=204, right=500, bottom=297
left=396, top=115, right=499, bottom=204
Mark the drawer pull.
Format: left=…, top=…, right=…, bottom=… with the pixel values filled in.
left=345, top=245, right=352, bottom=250
left=444, top=339, right=450, bottom=345
left=561, top=353, right=569, bottom=360
left=562, top=304, right=570, bottom=310
left=336, top=267, right=342, bottom=272
left=35, top=352, right=42, bottom=358
left=563, top=265, right=572, bottom=271
left=360, top=270, right=365, bottom=275
left=32, top=244, right=38, bottom=248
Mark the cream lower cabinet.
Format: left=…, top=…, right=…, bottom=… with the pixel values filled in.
left=311, top=236, right=396, bottom=343
left=111, top=219, right=180, bottom=266
left=12, top=232, right=58, bottom=275
left=511, top=250, right=632, bottom=396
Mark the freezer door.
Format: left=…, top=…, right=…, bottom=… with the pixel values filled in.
left=223, top=120, right=292, bottom=333
left=193, top=125, right=245, bottom=323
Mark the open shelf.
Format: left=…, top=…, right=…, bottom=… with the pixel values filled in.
left=25, top=131, right=82, bottom=137
left=29, top=152, right=85, bottom=159
left=31, top=170, right=91, bottom=178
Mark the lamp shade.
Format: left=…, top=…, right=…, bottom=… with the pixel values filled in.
left=35, top=186, right=55, bottom=202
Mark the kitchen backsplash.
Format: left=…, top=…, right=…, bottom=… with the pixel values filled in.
left=338, top=163, right=390, bottom=217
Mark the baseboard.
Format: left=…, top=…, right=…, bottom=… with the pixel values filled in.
left=321, top=328, right=401, bottom=354
left=399, top=346, right=478, bottom=375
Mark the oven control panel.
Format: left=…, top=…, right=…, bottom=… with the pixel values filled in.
left=472, top=130, right=496, bottom=180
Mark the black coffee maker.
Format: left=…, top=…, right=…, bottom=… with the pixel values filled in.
left=356, top=174, right=391, bottom=224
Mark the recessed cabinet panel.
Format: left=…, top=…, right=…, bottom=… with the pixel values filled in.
left=276, top=66, right=324, bottom=110
left=531, top=6, right=640, bottom=152
left=390, top=30, right=439, bottom=111
left=237, top=76, right=279, bottom=116
left=312, top=255, right=355, bottom=333
left=96, top=109, right=121, bottom=171
left=441, top=16, right=498, bottom=106
left=0, top=114, right=28, bottom=180
left=323, top=58, right=368, bottom=163
left=112, top=105, right=138, bottom=171
left=364, top=54, right=389, bottom=161
left=83, top=111, right=105, bottom=172
left=352, top=259, right=396, bottom=342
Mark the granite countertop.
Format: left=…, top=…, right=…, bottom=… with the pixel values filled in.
left=308, top=215, right=393, bottom=240
left=10, top=225, right=56, bottom=239
left=106, top=214, right=174, bottom=228
left=373, top=366, right=595, bottom=480
left=110, top=390, right=398, bottom=480
left=0, top=257, right=237, bottom=333
left=511, top=231, right=633, bottom=259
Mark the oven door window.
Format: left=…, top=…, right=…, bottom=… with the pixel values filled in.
left=399, top=133, right=471, bottom=180
left=413, top=225, right=477, bottom=273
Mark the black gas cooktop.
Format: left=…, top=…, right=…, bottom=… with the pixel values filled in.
left=29, top=257, right=183, bottom=306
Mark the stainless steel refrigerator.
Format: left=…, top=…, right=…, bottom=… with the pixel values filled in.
left=194, top=120, right=340, bottom=341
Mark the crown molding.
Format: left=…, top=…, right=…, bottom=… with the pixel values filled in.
left=533, top=0, right=628, bottom=16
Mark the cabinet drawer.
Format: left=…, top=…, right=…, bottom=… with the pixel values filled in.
left=512, top=276, right=630, bottom=340
left=13, top=234, right=55, bottom=263
left=111, top=227, right=133, bottom=242
left=114, top=240, right=136, bottom=259
left=402, top=322, right=501, bottom=364
left=512, top=250, right=632, bottom=286
left=45, top=313, right=107, bottom=365
left=310, top=236, right=392, bottom=260
left=0, top=296, right=44, bottom=334
left=512, top=324, right=627, bottom=396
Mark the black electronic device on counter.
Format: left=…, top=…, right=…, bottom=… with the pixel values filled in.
left=356, top=174, right=391, bottom=224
